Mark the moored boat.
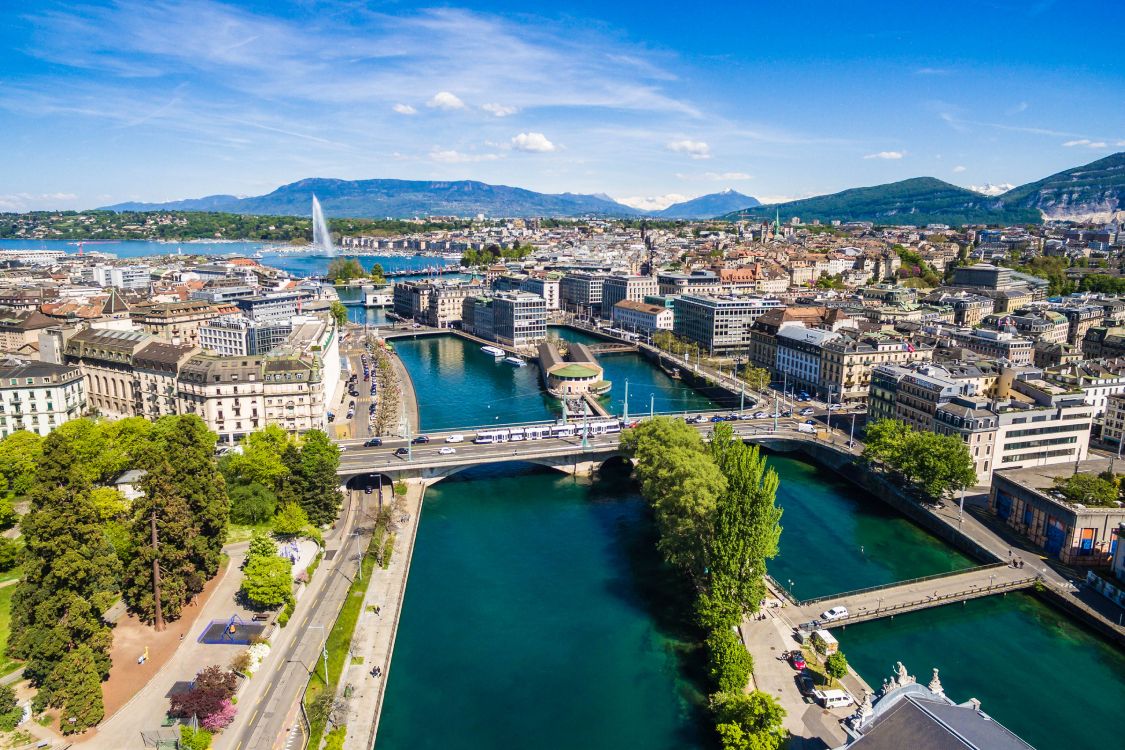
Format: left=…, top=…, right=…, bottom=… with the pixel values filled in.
left=481, top=345, right=506, bottom=357
left=504, top=356, right=527, bottom=367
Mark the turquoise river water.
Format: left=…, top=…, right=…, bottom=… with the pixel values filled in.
left=377, top=323, right=1124, bottom=750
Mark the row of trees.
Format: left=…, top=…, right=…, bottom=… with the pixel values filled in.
left=652, top=330, right=705, bottom=361
left=863, top=419, right=977, bottom=501
left=8, top=415, right=229, bottom=732
left=221, top=425, right=343, bottom=528
left=460, top=243, right=533, bottom=268
left=371, top=348, right=401, bottom=436
left=622, top=419, right=787, bottom=750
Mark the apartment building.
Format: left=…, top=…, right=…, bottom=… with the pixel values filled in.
left=392, top=281, right=432, bottom=321
left=674, top=294, right=783, bottom=356
left=1044, top=358, right=1125, bottom=420
left=426, top=284, right=482, bottom=329
left=611, top=300, right=673, bottom=335
left=601, top=274, right=659, bottom=314
left=63, top=328, right=151, bottom=418
left=982, top=309, right=1069, bottom=344
left=748, top=307, right=854, bottom=371
left=0, top=360, right=86, bottom=438
left=90, top=265, right=151, bottom=290
left=0, top=310, right=57, bottom=354
left=131, top=300, right=233, bottom=347
left=135, top=342, right=198, bottom=421
left=946, top=327, right=1034, bottom=365
left=819, top=333, right=935, bottom=403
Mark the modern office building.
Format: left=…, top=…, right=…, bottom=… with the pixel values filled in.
left=198, top=316, right=294, bottom=356
left=235, top=292, right=303, bottom=323
left=601, top=274, right=659, bottom=315
left=559, top=272, right=607, bottom=318
left=520, top=274, right=561, bottom=310
left=673, top=294, right=783, bottom=356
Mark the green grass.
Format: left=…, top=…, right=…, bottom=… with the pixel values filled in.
left=0, top=585, right=22, bottom=677
left=226, top=522, right=272, bottom=545
left=0, top=566, right=21, bottom=586
left=303, top=529, right=383, bottom=748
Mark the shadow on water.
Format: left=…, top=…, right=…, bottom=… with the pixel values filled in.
left=584, top=460, right=714, bottom=747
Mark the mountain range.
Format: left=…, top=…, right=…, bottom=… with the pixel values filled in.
left=102, top=180, right=758, bottom=220
left=100, top=153, right=1124, bottom=225
left=723, top=153, right=1125, bottom=226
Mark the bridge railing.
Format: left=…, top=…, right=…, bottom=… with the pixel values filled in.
left=800, top=575, right=1041, bottom=629
left=790, top=562, right=1011, bottom=607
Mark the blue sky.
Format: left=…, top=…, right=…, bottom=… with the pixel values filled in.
left=1, top=0, right=1123, bottom=211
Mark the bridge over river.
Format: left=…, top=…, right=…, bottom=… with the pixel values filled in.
left=775, top=563, right=1040, bottom=628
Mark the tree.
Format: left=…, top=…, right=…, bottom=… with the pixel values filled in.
left=324, top=726, right=347, bottom=750
left=90, top=486, right=129, bottom=523
left=1053, top=473, right=1118, bottom=507
left=50, top=645, right=105, bottom=734
left=247, top=531, right=277, bottom=560
left=0, top=430, right=43, bottom=497
left=825, top=651, right=848, bottom=680
left=293, top=431, right=342, bottom=526
left=223, top=426, right=292, bottom=491
left=330, top=301, right=348, bottom=328
left=0, top=684, right=22, bottom=731
left=150, top=416, right=229, bottom=590
left=327, top=257, right=366, bottom=283
left=0, top=538, right=20, bottom=572
left=240, top=554, right=293, bottom=609
left=711, top=691, right=786, bottom=750
left=370, top=263, right=386, bottom=283
left=11, top=431, right=118, bottom=694
left=863, top=419, right=975, bottom=501
left=229, top=482, right=278, bottom=525
left=180, top=726, right=213, bottom=750
left=201, top=699, right=236, bottom=731
left=706, top=627, right=754, bottom=693
left=272, top=502, right=309, bottom=537
left=122, top=458, right=196, bottom=629
left=741, top=367, right=771, bottom=391
left=170, top=666, right=237, bottom=721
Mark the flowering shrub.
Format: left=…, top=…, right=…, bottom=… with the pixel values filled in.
left=246, top=642, right=271, bottom=675
left=201, top=699, right=237, bottom=731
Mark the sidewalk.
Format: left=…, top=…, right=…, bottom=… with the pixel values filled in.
left=340, top=483, right=424, bottom=750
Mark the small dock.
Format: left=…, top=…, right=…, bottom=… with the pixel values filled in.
left=783, top=563, right=1040, bottom=627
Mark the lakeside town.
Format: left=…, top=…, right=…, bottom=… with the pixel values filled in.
left=0, top=206, right=1121, bottom=749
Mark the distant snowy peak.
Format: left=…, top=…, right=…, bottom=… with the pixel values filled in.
left=968, top=183, right=1016, bottom=196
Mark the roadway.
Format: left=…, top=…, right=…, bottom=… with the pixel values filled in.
left=335, top=412, right=858, bottom=479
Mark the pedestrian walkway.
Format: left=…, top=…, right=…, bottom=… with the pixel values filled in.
left=339, top=483, right=425, bottom=750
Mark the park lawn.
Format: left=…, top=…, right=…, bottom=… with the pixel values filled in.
left=0, top=584, right=24, bottom=677
left=303, top=528, right=382, bottom=748
left=0, top=566, right=21, bottom=585
left=226, top=522, right=272, bottom=545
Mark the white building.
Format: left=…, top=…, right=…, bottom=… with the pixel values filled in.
left=0, top=359, right=86, bottom=437
left=520, top=275, right=561, bottom=311
left=91, top=265, right=151, bottom=290
left=612, top=300, right=673, bottom=335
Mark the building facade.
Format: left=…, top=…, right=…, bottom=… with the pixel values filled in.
left=0, top=360, right=86, bottom=437
left=674, top=294, right=783, bottom=356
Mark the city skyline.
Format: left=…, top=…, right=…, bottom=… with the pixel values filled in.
left=2, top=0, right=1123, bottom=212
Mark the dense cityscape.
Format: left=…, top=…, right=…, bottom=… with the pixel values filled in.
left=3, top=1, right=1124, bottom=749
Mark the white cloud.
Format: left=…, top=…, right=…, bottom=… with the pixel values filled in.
left=677, top=171, right=752, bottom=181
left=616, top=193, right=690, bottom=210
left=666, top=139, right=711, bottom=159
left=968, top=183, right=1015, bottom=196
left=427, top=91, right=466, bottom=110
left=0, top=192, right=79, bottom=211
left=428, top=149, right=501, bottom=163
left=511, top=132, right=556, bottom=153
left=1062, top=139, right=1108, bottom=148
left=952, top=165, right=967, bottom=173
left=392, top=103, right=417, bottom=115
left=481, top=103, right=518, bottom=117
left=863, top=151, right=905, bottom=160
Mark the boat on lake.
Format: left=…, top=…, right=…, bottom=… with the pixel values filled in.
left=504, top=356, right=527, bottom=367
left=481, top=345, right=506, bottom=357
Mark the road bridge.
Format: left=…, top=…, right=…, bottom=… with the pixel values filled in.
left=336, top=416, right=857, bottom=484
left=780, top=563, right=1040, bottom=628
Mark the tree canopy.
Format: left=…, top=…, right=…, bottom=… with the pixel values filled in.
left=863, top=419, right=976, bottom=501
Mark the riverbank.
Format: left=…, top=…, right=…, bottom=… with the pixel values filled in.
left=336, top=482, right=424, bottom=750
left=386, top=347, right=419, bottom=435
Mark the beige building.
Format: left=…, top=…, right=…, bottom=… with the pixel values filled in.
left=131, top=300, right=235, bottom=347
left=0, top=310, right=57, bottom=354
left=63, top=328, right=151, bottom=418
left=0, top=360, right=86, bottom=438
left=134, top=342, right=198, bottom=421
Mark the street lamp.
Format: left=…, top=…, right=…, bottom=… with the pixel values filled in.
left=307, top=625, right=330, bottom=685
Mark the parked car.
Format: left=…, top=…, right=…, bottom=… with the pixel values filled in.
left=753, top=411, right=767, bottom=419
left=364, top=438, right=382, bottom=447
left=787, top=651, right=807, bottom=670
left=795, top=674, right=816, bottom=699
left=439, top=447, right=456, bottom=455
left=412, top=435, right=430, bottom=444
left=819, top=606, right=849, bottom=622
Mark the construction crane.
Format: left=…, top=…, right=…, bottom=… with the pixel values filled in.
left=67, top=240, right=115, bottom=256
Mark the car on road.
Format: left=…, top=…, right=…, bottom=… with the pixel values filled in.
left=710, top=415, right=725, bottom=423
left=395, top=447, right=410, bottom=456
left=799, top=407, right=815, bottom=416
left=819, top=606, right=849, bottom=622
left=364, top=438, right=382, bottom=447
left=445, top=434, right=464, bottom=443
left=804, top=418, right=816, bottom=425
left=753, top=411, right=767, bottom=419
left=782, top=409, right=793, bottom=417
left=787, top=651, right=807, bottom=671
left=795, top=674, right=816, bottom=700
left=439, top=447, right=456, bottom=455
left=797, top=392, right=810, bottom=401
left=411, top=436, right=430, bottom=444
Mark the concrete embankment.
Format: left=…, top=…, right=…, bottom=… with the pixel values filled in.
left=341, top=482, right=426, bottom=750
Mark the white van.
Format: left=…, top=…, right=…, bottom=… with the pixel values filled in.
left=813, top=689, right=854, bottom=709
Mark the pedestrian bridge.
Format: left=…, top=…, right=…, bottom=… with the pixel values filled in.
left=774, top=563, right=1040, bottom=629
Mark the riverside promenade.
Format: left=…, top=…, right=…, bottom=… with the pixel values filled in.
left=339, top=482, right=424, bottom=750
